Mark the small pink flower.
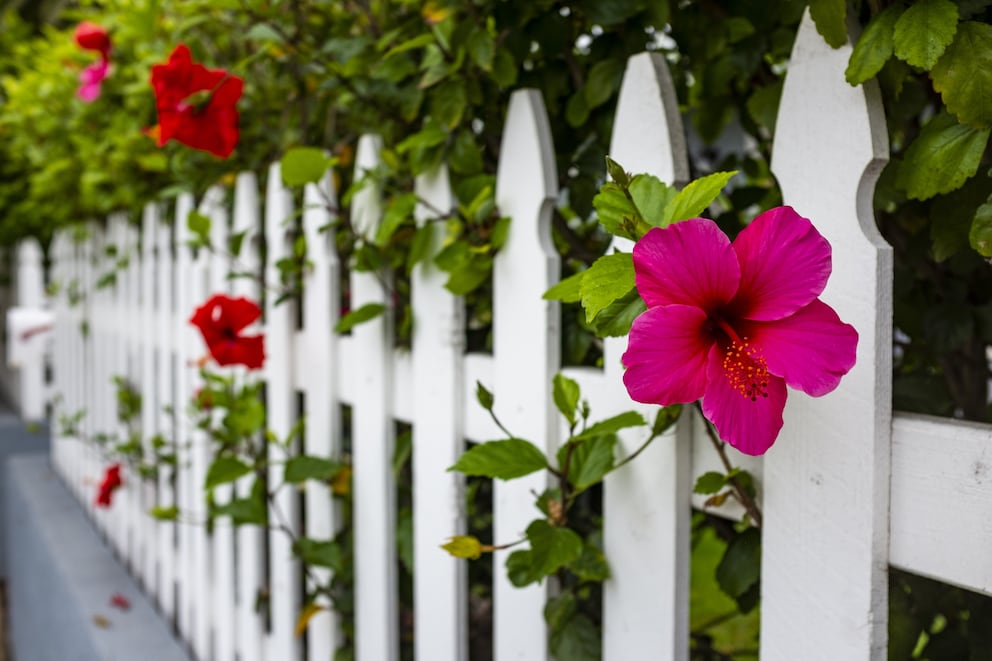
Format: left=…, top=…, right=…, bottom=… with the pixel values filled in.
left=77, top=59, right=110, bottom=102
left=110, top=593, right=131, bottom=610
left=621, top=206, right=858, bottom=455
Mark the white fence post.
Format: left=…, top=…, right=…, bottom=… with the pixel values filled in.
left=13, top=238, right=47, bottom=421
left=602, top=52, right=693, bottom=661
left=764, top=11, right=892, bottom=660
left=491, top=88, right=560, bottom=661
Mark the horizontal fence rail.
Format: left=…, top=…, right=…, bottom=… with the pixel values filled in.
left=38, top=11, right=992, bottom=661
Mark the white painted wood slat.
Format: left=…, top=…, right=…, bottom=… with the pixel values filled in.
left=765, top=11, right=892, bottom=660
left=492, top=88, right=559, bottom=661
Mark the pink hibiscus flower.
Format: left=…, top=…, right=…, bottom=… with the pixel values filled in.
left=77, top=59, right=110, bottom=102
left=621, top=206, right=858, bottom=455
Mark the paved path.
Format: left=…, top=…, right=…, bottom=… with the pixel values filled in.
left=0, top=407, right=49, bottom=660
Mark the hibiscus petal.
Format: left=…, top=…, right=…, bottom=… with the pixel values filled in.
left=211, top=335, right=265, bottom=370
left=740, top=299, right=858, bottom=397
left=216, top=295, right=262, bottom=332
left=622, top=304, right=713, bottom=405
left=633, top=219, right=740, bottom=312
left=702, top=345, right=787, bottom=455
left=729, top=206, right=831, bottom=321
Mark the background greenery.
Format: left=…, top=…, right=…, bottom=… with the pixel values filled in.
left=4, top=0, right=991, bottom=658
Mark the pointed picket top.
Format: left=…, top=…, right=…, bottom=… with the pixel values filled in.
left=232, top=172, right=261, bottom=300
left=609, top=52, right=689, bottom=186
left=352, top=134, right=384, bottom=237
left=764, top=10, right=892, bottom=661
left=495, top=89, right=557, bottom=258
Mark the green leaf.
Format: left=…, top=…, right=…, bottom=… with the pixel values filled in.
left=716, top=528, right=761, bottom=599
left=629, top=174, right=675, bottom=228
left=281, top=147, right=330, bottom=187
left=929, top=177, right=992, bottom=261
left=651, top=404, right=682, bottom=436
left=149, top=505, right=179, bottom=521
left=544, top=593, right=578, bottom=632
left=579, top=252, right=635, bottom=323
left=846, top=6, right=902, bottom=85
left=745, top=80, right=783, bottom=132
left=893, top=0, right=958, bottom=70
left=543, top=270, right=584, bottom=303
left=397, top=508, right=414, bottom=572
left=896, top=113, right=990, bottom=200
left=212, top=495, right=266, bottom=526
left=808, top=0, right=849, bottom=48
left=293, top=538, right=342, bottom=570
left=475, top=381, right=494, bottom=411
left=931, top=21, right=992, bottom=129
left=448, top=438, right=547, bottom=480
left=573, top=411, right=646, bottom=442
left=694, top=471, right=728, bottom=495
left=467, top=29, right=495, bottom=71
left=592, top=182, right=641, bottom=240
left=506, top=549, right=541, bottom=587
left=406, top=223, right=435, bottom=273
left=383, top=33, right=435, bottom=59
left=565, top=434, right=616, bottom=490
left=663, top=171, right=737, bottom=226
left=375, top=193, right=417, bottom=245
left=284, top=455, right=339, bottom=484
left=605, top=156, right=630, bottom=187
left=335, top=303, right=386, bottom=333
left=526, top=520, right=583, bottom=575
left=584, top=59, right=623, bottom=109
left=205, top=456, right=253, bottom=489
left=441, top=535, right=482, bottom=559
left=970, top=195, right=992, bottom=256
left=571, top=541, right=611, bottom=582
left=430, top=79, right=468, bottom=129
left=553, top=373, right=581, bottom=426
left=588, top=287, right=646, bottom=338
left=550, top=613, right=601, bottom=661
left=187, top=210, right=211, bottom=247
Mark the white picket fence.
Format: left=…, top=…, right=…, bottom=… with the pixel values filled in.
left=40, top=14, right=992, bottom=661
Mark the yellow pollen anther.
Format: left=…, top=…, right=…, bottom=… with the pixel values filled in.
left=722, top=338, right=770, bottom=402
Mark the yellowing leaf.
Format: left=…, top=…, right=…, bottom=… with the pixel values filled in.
left=442, top=535, right=483, bottom=559
left=331, top=464, right=351, bottom=497
left=295, top=603, right=325, bottom=637
left=422, top=2, right=452, bottom=24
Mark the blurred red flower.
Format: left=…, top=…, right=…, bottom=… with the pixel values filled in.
left=94, top=463, right=123, bottom=508
left=74, top=22, right=111, bottom=103
left=190, top=294, right=265, bottom=369
left=73, top=22, right=110, bottom=58
left=150, top=44, right=243, bottom=158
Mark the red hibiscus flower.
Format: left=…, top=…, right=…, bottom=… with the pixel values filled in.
left=150, top=44, right=243, bottom=158
left=190, top=294, right=265, bottom=369
left=74, top=22, right=111, bottom=58
left=74, top=22, right=111, bottom=103
left=622, top=207, right=858, bottom=455
left=94, top=463, right=123, bottom=508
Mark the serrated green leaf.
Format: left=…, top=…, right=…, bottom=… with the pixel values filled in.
left=629, top=174, right=674, bottom=227
left=205, top=456, right=253, bottom=489
left=970, top=195, right=992, bottom=256
left=579, top=252, right=635, bottom=323
left=931, top=21, right=992, bottom=129
left=449, top=438, right=547, bottom=480
left=694, top=471, right=728, bottom=495
left=284, top=455, right=339, bottom=484
left=543, top=270, right=584, bottom=303
left=335, top=303, right=386, bottom=333
left=476, top=381, right=494, bottom=410
left=552, top=373, right=581, bottom=426
left=809, top=0, right=849, bottom=48
left=526, top=520, right=583, bottom=575
left=716, top=528, right=761, bottom=599
left=896, top=113, right=990, bottom=200
left=847, top=6, right=902, bottom=85
left=592, top=183, right=641, bottom=240
left=573, top=411, right=645, bottom=441
left=663, top=171, right=737, bottom=226
left=281, top=147, right=330, bottom=187
left=893, top=0, right=958, bottom=70
left=588, top=287, right=646, bottom=338
left=441, top=535, right=482, bottom=559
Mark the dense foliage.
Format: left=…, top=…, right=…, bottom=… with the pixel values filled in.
left=6, top=0, right=992, bottom=659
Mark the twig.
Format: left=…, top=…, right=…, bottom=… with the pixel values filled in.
left=694, top=403, right=763, bottom=529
